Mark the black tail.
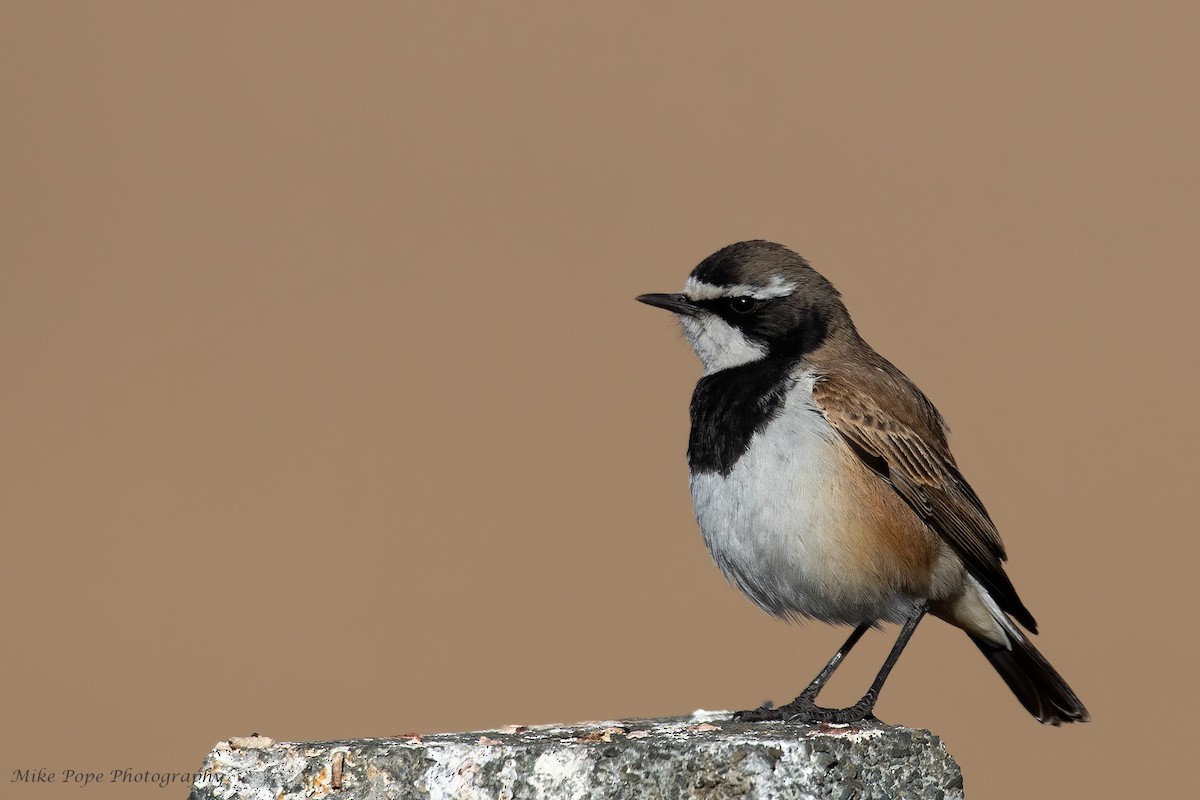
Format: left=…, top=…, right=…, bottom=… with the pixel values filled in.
left=971, top=630, right=1090, bottom=725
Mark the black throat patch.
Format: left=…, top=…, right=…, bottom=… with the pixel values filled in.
left=688, top=357, right=799, bottom=476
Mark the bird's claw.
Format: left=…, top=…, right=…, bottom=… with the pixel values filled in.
left=734, top=691, right=877, bottom=724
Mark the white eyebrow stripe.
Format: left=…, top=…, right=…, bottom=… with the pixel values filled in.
left=683, top=276, right=798, bottom=301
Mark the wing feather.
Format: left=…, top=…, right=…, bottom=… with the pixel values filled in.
left=813, top=373, right=1038, bottom=632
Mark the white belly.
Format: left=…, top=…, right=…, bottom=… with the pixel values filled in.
left=689, top=372, right=916, bottom=625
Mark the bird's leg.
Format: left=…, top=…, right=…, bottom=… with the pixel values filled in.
left=733, top=624, right=869, bottom=722
left=784, top=602, right=930, bottom=724
left=796, top=624, right=871, bottom=699
left=735, top=602, right=930, bottom=724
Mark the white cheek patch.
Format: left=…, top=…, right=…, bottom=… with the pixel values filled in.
left=679, top=314, right=768, bottom=374
left=684, top=275, right=797, bottom=301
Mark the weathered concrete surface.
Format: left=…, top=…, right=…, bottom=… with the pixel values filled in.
left=189, top=711, right=963, bottom=800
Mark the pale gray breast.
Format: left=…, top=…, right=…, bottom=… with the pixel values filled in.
left=688, top=370, right=918, bottom=624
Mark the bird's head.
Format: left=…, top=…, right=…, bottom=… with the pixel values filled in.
left=638, top=240, right=852, bottom=374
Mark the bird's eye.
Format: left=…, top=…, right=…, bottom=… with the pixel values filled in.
left=729, top=297, right=759, bottom=314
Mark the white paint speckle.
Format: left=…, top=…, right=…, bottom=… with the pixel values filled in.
left=690, top=709, right=727, bottom=722
left=420, top=745, right=505, bottom=800
left=529, top=749, right=593, bottom=798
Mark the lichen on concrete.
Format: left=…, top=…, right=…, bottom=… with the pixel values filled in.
left=190, top=711, right=963, bottom=799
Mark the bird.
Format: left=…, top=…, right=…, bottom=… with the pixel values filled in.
left=636, top=240, right=1089, bottom=725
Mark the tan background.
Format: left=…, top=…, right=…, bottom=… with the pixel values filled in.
left=3, top=3, right=1197, bottom=798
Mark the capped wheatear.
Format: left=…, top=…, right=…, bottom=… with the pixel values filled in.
left=637, top=240, right=1088, bottom=725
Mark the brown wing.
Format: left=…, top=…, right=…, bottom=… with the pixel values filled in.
left=813, top=372, right=1038, bottom=632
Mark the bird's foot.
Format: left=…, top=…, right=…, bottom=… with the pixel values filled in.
left=732, top=700, right=782, bottom=723
left=734, top=690, right=877, bottom=725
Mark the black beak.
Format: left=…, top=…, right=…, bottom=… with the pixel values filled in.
left=636, top=293, right=700, bottom=316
